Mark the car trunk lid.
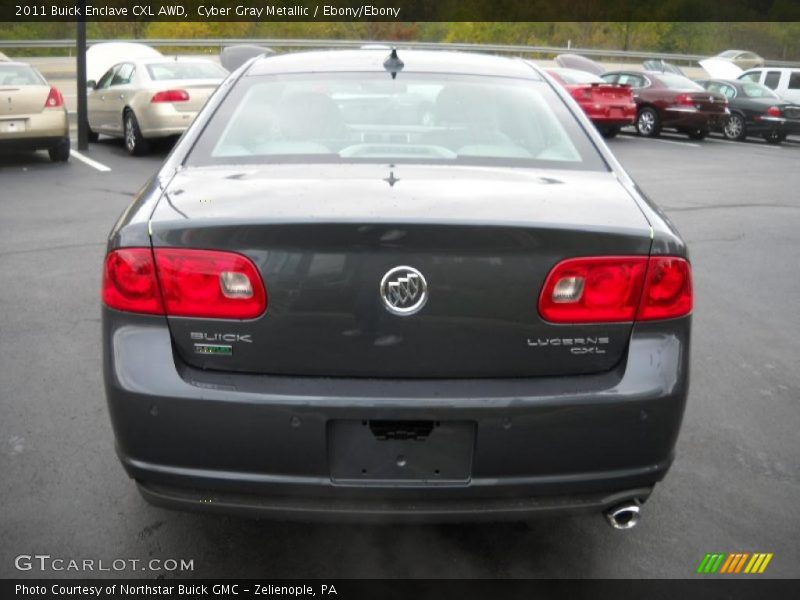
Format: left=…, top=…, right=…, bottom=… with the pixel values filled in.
left=150, top=164, right=653, bottom=378
left=155, top=79, right=221, bottom=112
left=0, top=85, right=48, bottom=117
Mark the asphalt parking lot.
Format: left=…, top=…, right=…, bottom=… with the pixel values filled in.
left=1, top=131, right=798, bottom=579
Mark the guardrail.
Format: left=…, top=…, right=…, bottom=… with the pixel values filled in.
left=2, top=38, right=800, bottom=67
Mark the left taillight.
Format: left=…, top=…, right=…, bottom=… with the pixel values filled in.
left=102, top=248, right=267, bottom=319
left=570, top=87, right=593, bottom=101
left=538, top=256, right=692, bottom=323
left=102, top=248, right=164, bottom=315
left=44, top=86, right=64, bottom=109
left=767, top=106, right=782, bottom=117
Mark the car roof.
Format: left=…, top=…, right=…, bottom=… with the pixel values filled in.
left=0, top=60, right=33, bottom=68
left=604, top=70, right=648, bottom=75
left=246, top=49, right=542, bottom=80
left=135, top=57, right=221, bottom=66
left=741, top=67, right=799, bottom=73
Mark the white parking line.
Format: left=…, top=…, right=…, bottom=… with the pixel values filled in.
left=706, top=137, right=783, bottom=150
left=642, top=137, right=701, bottom=148
left=70, top=150, right=112, bottom=172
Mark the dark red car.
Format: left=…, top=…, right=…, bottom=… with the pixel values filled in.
left=546, top=67, right=636, bottom=138
left=601, top=71, right=729, bottom=140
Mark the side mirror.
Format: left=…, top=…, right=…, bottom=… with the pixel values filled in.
left=86, top=80, right=97, bottom=89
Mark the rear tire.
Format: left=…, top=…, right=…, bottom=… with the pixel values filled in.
left=723, top=113, right=746, bottom=141
left=123, top=110, right=149, bottom=156
left=48, top=138, right=70, bottom=163
left=688, top=129, right=708, bottom=141
left=601, top=126, right=620, bottom=139
left=635, top=107, right=661, bottom=137
left=764, top=130, right=786, bottom=145
left=87, top=127, right=99, bottom=143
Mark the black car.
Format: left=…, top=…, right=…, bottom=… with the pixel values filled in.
left=698, top=78, right=800, bottom=143
left=101, top=50, right=692, bottom=527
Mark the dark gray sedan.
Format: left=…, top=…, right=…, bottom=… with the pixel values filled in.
left=101, top=49, right=692, bottom=528
left=698, top=78, right=800, bottom=143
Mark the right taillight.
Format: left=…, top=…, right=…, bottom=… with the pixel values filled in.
left=151, top=89, right=190, bottom=103
left=44, top=86, right=64, bottom=109
left=539, top=256, right=692, bottom=323
left=102, top=248, right=267, bottom=319
left=636, top=256, right=692, bottom=321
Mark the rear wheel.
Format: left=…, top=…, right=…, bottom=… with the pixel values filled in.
left=123, top=110, right=149, bottom=156
left=87, top=126, right=99, bottom=143
left=48, top=138, right=70, bottom=162
left=764, top=130, right=786, bottom=145
left=723, top=113, right=746, bottom=141
left=601, top=126, right=620, bottom=139
left=635, top=107, right=661, bottom=137
left=688, top=128, right=708, bottom=141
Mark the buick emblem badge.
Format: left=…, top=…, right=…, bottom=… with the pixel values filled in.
left=380, top=266, right=428, bottom=316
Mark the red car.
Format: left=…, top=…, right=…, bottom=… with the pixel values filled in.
left=601, top=71, right=729, bottom=140
left=546, top=67, right=636, bottom=138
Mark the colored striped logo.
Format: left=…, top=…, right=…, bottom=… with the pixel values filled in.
left=696, top=553, right=773, bottom=574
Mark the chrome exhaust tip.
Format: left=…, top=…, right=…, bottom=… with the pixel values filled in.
left=604, top=501, right=641, bottom=530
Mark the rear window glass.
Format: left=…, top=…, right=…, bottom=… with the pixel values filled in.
left=789, top=72, right=800, bottom=90
left=550, top=69, right=603, bottom=85
left=187, top=72, right=607, bottom=171
left=658, top=74, right=703, bottom=91
left=741, top=82, right=778, bottom=98
left=739, top=71, right=761, bottom=83
left=146, top=62, right=228, bottom=81
left=0, top=65, right=45, bottom=86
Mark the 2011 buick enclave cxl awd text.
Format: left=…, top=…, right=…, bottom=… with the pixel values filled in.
left=101, top=49, right=692, bottom=528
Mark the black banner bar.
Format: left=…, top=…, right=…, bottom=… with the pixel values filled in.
left=4, top=579, right=800, bottom=600
left=1, top=0, right=800, bottom=22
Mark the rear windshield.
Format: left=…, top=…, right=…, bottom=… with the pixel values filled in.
left=741, top=82, right=778, bottom=99
left=0, top=65, right=45, bottom=86
left=145, top=61, right=228, bottom=81
left=658, top=74, right=704, bottom=91
left=187, top=72, right=607, bottom=171
left=551, top=69, right=603, bottom=85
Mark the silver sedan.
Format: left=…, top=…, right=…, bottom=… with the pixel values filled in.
left=87, top=58, right=227, bottom=155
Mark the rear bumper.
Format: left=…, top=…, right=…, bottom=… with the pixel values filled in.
left=584, top=106, right=636, bottom=127
left=103, top=310, right=690, bottom=521
left=752, top=116, right=800, bottom=135
left=134, top=103, right=198, bottom=138
left=137, top=479, right=655, bottom=523
left=0, top=135, right=68, bottom=152
left=0, top=109, right=69, bottom=144
left=711, top=115, right=800, bottom=136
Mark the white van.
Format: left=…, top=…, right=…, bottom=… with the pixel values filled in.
left=738, top=68, right=800, bottom=104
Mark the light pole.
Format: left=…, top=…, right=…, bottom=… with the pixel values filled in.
left=76, top=1, right=88, bottom=150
